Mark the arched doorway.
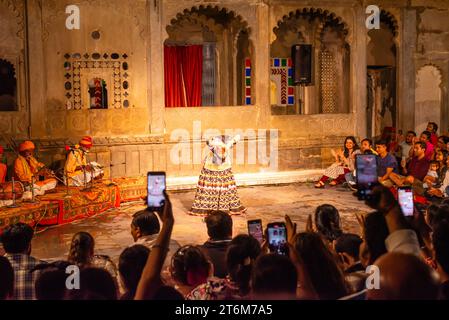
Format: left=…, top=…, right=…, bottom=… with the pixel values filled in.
left=415, top=65, right=442, bottom=134
left=164, top=6, right=252, bottom=107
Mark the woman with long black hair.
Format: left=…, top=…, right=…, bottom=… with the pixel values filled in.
left=315, top=136, right=360, bottom=188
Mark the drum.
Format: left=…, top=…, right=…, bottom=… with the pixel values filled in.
left=0, top=181, right=25, bottom=200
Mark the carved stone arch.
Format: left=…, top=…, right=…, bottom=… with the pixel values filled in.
left=380, top=9, right=399, bottom=38
left=416, top=62, right=446, bottom=89
left=273, top=8, right=350, bottom=45
left=166, top=5, right=252, bottom=43
left=166, top=12, right=224, bottom=42
left=415, top=64, right=445, bottom=134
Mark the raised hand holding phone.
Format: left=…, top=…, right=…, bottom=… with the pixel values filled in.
left=147, top=171, right=166, bottom=211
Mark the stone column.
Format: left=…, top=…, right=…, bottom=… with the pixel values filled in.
left=255, top=2, right=270, bottom=127
left=27, top=0, right=47, bottom=138
left=147, top=0, right=165, bottom=135
left=399, top=8, right=416, bottom=131
left=352, top=4, right=367, bottom=138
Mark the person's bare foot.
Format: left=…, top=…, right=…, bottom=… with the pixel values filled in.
left=314, top=181, right=325, bottom=188
left=329, top=180, right=337, bottom=186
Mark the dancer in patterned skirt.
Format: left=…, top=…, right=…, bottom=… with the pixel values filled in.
left=189, top=135, right=246, bottom=216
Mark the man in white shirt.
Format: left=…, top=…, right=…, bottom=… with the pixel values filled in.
left=399, top=130, right=416, bottom=161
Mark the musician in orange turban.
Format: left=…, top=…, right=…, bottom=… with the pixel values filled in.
left=64, top=136, right=103, bottom=186
left=0, top=145, right=7, bottom=184
left=14, top=141, right=57, bottom=194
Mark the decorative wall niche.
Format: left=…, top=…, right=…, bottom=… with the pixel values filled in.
left=63, top=53, right=130, bottom=110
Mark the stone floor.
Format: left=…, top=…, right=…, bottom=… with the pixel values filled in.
left=31, top=183, right=372, bottom=264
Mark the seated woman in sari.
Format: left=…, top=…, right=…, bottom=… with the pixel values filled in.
left=315, top=136, right=360, bottom=188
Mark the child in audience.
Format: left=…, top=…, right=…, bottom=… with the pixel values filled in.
left=424, top=161, right=440, bottom=189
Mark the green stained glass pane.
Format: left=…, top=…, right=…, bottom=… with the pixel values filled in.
left=288, top=78, right=293, bottom=86
left=281, top=59, right=287, bottom=67
left=246, top=78, right=251, bottom=86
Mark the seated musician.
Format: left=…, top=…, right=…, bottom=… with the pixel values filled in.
left=0, top=145, right=6, bottom=184
left=64, top=136, right=104, bottom=187
left=14, top=141, right=57, bottom=194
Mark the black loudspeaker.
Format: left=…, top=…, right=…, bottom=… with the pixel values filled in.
left=291, top=44, right=313, bottom=85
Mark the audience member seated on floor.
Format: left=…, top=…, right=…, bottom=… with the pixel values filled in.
left=200, top=211, right=233, bottom=278
left=424, top=161, right=440, bottom=189
left=188, top=234, right=261, bottom=300
left=313, top=204, right=343, bottom=245
left=0, top=256, right=14, bottom=300
left=376, top=139, right=398, bottom=187
left=409, top=131, right=434, bottom=161
left=390, top=141, right=430, bottom=194
left=315, top=136, right=360, bottom=188
left=427, top=122, right=439, bottom=146
left=1, top=222, right=46, bottom=300
left=398, top=130, right=416, bottom=162
left=437, top=136, right=449, bottom=153
left=32, top=261, right=71, bottom=300
left=67, top=231, right=119, bottom=288
left=432, top=220, right=449, bottom=300
left=344, top=138, right=376, bottom=188
left=251, top=254, right=298, bottom=300
left=360, top=138, right=377, bottom=155
left=434, top=149, right=448, bottom=183
left=67, top=267, right=118, bottom=300
left=292, top=232, right=348, bottom=299
left=168, top=245, right=212, bottom=297
left=130, top=209, right=180, bottom=268
left=118, top=245, right=150, bottom=300
left=367, top=252, right=439, bottom=300
left=334, top=233, right=365, bottom=293
left=427, top=155, right=449, bottom=198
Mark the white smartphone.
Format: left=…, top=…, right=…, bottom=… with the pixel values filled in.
left=398, top=186, right=414, bottom=217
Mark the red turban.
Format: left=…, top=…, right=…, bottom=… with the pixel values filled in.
left=19, top=141, right=35, bottom=152
left=79, top=136, right=93, bottom=148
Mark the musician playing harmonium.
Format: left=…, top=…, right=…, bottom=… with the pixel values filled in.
left=13, top=141, right=57, bottom=194
left=64, top=136, right=104, bottom=187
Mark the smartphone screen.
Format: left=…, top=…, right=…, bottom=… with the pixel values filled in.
left=247, top=220, right=263, bottom=244
left=398, top=187, right=414, bottom=217
left=267, top=222, right=287, bottom=255
left=147, top=172, right=166, bottom=208
left=356, top=154, right=378, bottom=200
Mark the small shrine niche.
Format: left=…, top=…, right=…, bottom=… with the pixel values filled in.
left=63, top=53, right=130, bottom=110
left=88, top=78, right=108, bottom=109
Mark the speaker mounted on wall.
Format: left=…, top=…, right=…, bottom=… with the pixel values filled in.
left=291, top=44, right=313, bottom=85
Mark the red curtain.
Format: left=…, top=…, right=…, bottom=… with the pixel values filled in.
left=164, top=45, right=203, bottom=107
left=164, top=46, right=185, bottom=108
